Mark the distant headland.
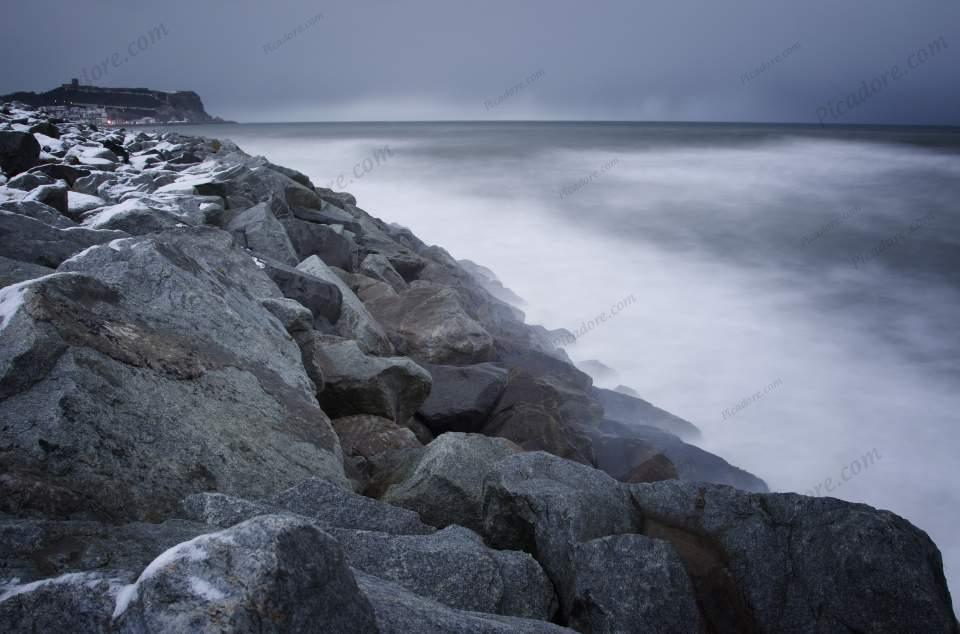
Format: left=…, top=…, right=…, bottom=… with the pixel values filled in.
left=0, top=79, right=231, bottom=126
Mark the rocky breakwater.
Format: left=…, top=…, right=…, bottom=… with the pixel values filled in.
left=0, top=101, right=956, bottom=632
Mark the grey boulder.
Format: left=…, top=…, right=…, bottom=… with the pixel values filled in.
left=481, top=451, right=643, bottom=620
left=0, top=210, right=124, bottom=268
left=113, top=515, right=379, bottom=633
left=381, top=432, right=521, bottom=533
left=330, top=524, right=557, bottom=620
left=0, top=131, right=40, bottom=176
left=418, top=362, right=508, bottom=434
left=226, top=201, right=298, bottom=265
left=302, top=334, right=432, bottom=425
left=570, top=534, right=702, bottom=634
left=366, top=282, right=496, bottom=364
left=298, top=255, right=393, bottom=354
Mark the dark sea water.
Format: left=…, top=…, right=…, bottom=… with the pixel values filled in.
left=165, top=121, right=960, bottom=600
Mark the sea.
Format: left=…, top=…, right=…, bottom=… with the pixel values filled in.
left=163, top=120, right=960, bottom=602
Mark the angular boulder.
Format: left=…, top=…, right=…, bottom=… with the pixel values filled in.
left=298, top=255, right=393, bottom=354
left=0, top=131, right=40, bottom=176
left=381, top=432, right=521, bottom=532
left=417, top=362, right=508, bottom=434
left=0, top=228, right=346, bottom=521
left=630, top=480, right=960, bottom=633
left=113, top=515, right=379, bottom=633
left=332, top=414, right=423, bottom=460
left=481, top=452, right=643, bottom=619
left=0, top=210, right=124, bottom=268
left=260, top=258, right=342, bottom=327
left=330, top=524, right=557, bottom=620
left=300, top=334, right=431, bottom=424
left=225, top=201, right=298, bottom=265
left=366, top=282, right=496, bottom=364
left=570, top=534, right=702, bottom=634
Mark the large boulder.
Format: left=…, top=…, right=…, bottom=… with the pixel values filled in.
left=0, top=228, right=346, bottom=522
left=593, top=386, right=701, bottom=439
left=260, top=258, right=343, bottom=327
left=481, top=452, right=643, bottom=620
left=267, top=478, right=434, bottom=535
left=593, top=418, right=768, bottom=491
left=332, top=414, right=423, bottom=460
left=113, top=515, right=379, bottom=633
left=381, top=433, right=521, bottom=532
left=283, top=216, right=356, bottom=270
left=569, top=534, right=702, bottom=634
left=366, top=282, right=496, bottom=364
left=360, top=252, right=408, bottom=293
left=0, top=131, right=40, bottom=176
left=417, top=362, right=508, bottom=434
left=0, top=518, right=210, bottom=583
left=630, top=480, right=960, bottom=633
left=0, top=199, right=76, bottom=228
left=0, top=571, right=125, bottom=634
left=226, top=201, right=298, bottom=265
left=482, top=370, right=598, bottom=465
left=181, top=477, right=434, bottom=536
left=298, top=255, right=393, bottom=354
left=300, top=334, right=431, bottom=425
left=0, top=254, right=54, bottom=288
left=330, top=524, right=557, bottom=620
left=23, top=181, right=68, bottom=215
left=354, top=571, right=573, bottom=634
left=0, top=210, right=125, bottom=268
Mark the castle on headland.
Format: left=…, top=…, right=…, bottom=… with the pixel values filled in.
left=1, top=79, right=226, bottom=125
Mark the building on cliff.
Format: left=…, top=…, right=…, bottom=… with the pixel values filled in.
left=1, top=79, right=223, bottom=124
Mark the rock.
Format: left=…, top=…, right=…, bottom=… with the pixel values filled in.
left=569, top=534, right=702, bottom=634
left=0, top=131, right=40, bottom=176
left=113, top=515, right=379, bottom=633
left=300, top=334, right=431, bottom=424
left=481, top=452, right=643, bottom=619
left=298, top=255, right=394, bottom=354
left=483, top=370, right=598, bottom=465
left=28, top=163, right=90, bottom=187
left=283, top=216, right=356, bottom=270
left=354, top=571, right=573, bottom=634
left=337, top=268, right=398, bottom=303
left=330, top=524, right=557, bottom=620
left=593, top=418, right=768, bottom=492
left=360, top=252, right=408, bottom=292
left=624, top=452, right=679, bottom=483
left=28, top=121, right=61, bottom=139
left=0, top=518, right=210, bottom=582
left=630, top=480, right=960, bottom=633
left=23, top=181, right=68, bottom=214
left=0, top=228, right=346, bottom=522
left=226, top=201, right=298, bottom=265
left=315, top=187, right=356, bottom=209
left=382, top=433, right=521, bottom=532
left=292, top=204, right=363, bottom=234
left=258, top=296, right=314, bottom=334
left=417, top=362, right=508, bottom=434
left=576, top=359, right=618, bottom=383
left=593, top=386, right=701, bottom=439
left=179, top=492, right=274, bottom=529
left=332, top=414, right=422, bottom=460
left=366, top=282, right=496, bottom=364
left=266, top=161, right=314, bottom=189
left=267, top=478, right=434, bottom=535
left=0, top=199, right=75, bottom=228
left=5, top=170, right=54, bottom=191
left=79, top=199, right=187, bottom=234
left=260, top=258, right=343, bottom=327
left=459, top=258, right=526, bottom=307
left=0, top=255, right=54, bottom=288
left=364, top=447, right=427, bottom=499
left=0, top=210, right=124, bottom=268
left=0, top=571, right=125, bottom=634
left=67, top=191, right=106, bottom=216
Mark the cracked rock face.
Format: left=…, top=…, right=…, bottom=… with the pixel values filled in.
left=0, top=229, right=346, bottom=522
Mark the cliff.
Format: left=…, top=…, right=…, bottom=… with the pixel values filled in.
left=0, top=101, right=956, bottom=632
left=1, top=81, right=223, bottom=123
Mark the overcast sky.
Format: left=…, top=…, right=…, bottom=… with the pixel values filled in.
left=2, top=0, right=958, bottom=124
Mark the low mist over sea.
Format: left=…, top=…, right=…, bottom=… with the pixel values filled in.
left=170, top=120, right=960, bottom=597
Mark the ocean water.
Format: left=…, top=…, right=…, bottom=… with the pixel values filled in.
left=166, top=121, right=960, bottom=601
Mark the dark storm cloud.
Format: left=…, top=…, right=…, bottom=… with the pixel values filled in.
left=2, top=0, right=958, bottom=124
